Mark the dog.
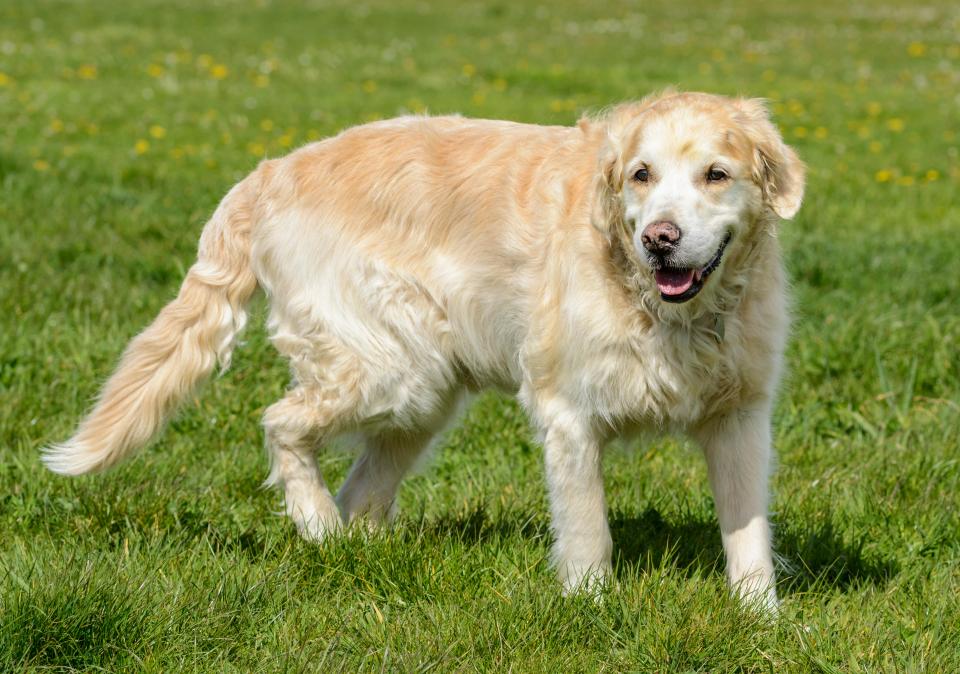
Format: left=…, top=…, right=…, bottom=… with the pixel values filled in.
left=43, top=91, right=804, bottom=607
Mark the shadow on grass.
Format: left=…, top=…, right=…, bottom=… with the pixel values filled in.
left=775, top=519, right=900, bottom=594
left=609, top=508, right=899, bottom=595
left=62, top=492, right=899, bottom=598
left=416, top=504, right=549, bottom=546
left=403, top=503, right=898, bottom=596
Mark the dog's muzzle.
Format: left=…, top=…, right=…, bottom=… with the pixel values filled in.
left=652, top=233, right=732, bottom=303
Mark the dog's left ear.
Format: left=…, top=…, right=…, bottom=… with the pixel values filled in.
left=734, top=98, right=806, bottom=219
left=587, top=122, right=626, bottom=235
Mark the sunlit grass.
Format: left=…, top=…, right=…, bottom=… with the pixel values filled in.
left=1, top=0, right=958, bottom=670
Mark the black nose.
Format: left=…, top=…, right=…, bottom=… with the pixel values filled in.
left=641, top=221, right=682, bottom=255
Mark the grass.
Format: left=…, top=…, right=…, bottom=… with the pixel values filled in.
left=1, top=0, right=959, bottom=670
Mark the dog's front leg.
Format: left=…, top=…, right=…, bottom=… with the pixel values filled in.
left=538, top=403, right=611, bottom=594
left=693, top=403, right=778, bottom=611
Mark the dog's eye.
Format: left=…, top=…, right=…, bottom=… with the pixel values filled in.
left=633, top=167, right=650, bottom=182
left=707, top=167, right=728, bottom=182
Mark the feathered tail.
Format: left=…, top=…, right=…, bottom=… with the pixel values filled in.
left=43, top=169, right=261, bottom=474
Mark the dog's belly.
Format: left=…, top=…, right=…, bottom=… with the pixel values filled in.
left=255, top=229, right=532, bottom=433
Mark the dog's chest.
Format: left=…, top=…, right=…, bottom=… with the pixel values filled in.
left=579, top=318, right=742, bottom=427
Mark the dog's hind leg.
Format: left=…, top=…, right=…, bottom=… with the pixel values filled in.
left=335, top=430, right=433, bottom=526
left=263, top=383, right=360, bottom=541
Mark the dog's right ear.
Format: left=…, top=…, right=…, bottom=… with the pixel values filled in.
left=734, top=98, right=806, bottom=220
left=590, top=130, right=625, bottom=236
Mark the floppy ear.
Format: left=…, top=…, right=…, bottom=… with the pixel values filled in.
left=734, top=98, right=806, bottom=219
left=589, top=129, right=626, bottom=235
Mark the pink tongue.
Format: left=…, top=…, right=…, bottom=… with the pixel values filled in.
left=655, top=268, right=695, bottom=295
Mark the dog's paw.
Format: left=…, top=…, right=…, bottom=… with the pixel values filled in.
left=560, top=562, right=612, bottom=599
left=289, top=500, right=343, bottom=542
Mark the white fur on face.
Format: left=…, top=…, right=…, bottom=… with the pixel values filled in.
left=622, top=113, right=762, bottom=272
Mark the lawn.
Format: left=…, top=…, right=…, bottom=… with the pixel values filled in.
left=1, top=0, right=959, bottom=670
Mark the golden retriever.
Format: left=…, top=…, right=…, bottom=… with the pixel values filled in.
left=44, top=91, right=804, bottom=608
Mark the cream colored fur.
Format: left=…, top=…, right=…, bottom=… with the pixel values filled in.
left=44, top=92, right=804, bottom=608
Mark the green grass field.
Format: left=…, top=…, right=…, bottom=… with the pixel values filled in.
left=2, top=0, right=959, bottom=670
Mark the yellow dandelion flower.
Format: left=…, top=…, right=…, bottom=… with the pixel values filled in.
left=278, top=134, right=293, bottom=148
left=814, top=126, right=828, bottom=139
left=49, top=119, right=64, bottom=133
left=362, top=80, right=377, bottom=93
left=210, top=64, right=228, bottom=79
left=86, top=123, right=99, bottom=135
left=857, top=126, right=871, bottom=139
left=793, top=126, right=808, bottom=138
left=197, top=54, right=213, bottom=68
left=461, top=64, right=476, bottom=77
left=924, top=169, right=940, bottom=182
left=868, top=141, right=882, bottom=153
left=134, top=139, right=150, bottom=155
left=472, top=91, right=486, bottom=105
left=77, top=64, right=98, bottom=80
left=0, top=72, right=11, bottom=86
left=886, top=118, right=905, bottom=132
left=907, top=42, right=926, bottom=57
left=260, top=119, right=274, bottom=131
left=492, top=77, right=507, bottom=92
left=874, top=169, right=892, bottom=183
left=33, top=159, right=50, bottom=171
left=896, top=175, right=915, bottom=186
left=149, top=125, right=166, bottom=139
left=147, top=63, right=165, bottom=78
left=248, top=141, right=266, bottom=156
left=866, top=102, right=882, bottom=117
left=255, top=74, right=269, bottom=88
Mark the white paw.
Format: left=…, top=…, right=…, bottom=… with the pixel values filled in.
left=560, top=562, right=612, bottom=598
left=289, top=501, right=343, bottom=542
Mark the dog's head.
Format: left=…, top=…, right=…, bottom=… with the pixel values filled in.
left=590, top=92, right=805, bottom=306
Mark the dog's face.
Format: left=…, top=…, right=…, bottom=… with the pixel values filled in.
left=594, top=94, right=805, bottom=304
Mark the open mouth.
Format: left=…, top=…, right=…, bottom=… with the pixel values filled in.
left=653, top=234, right=732, bottom=303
